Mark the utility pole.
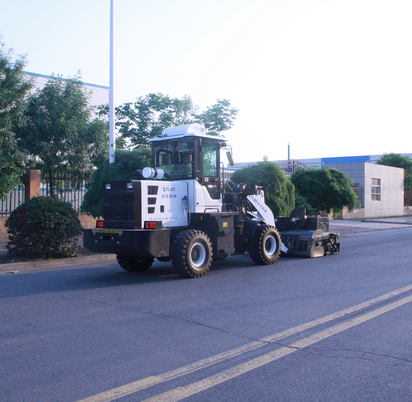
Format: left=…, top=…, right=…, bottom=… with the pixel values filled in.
left=109, top=0, right=115, bottom=163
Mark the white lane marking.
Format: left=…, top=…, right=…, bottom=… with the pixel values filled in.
left=143, top=293, right=412, bottom=402
left=78, top=284, right=412, bottom=402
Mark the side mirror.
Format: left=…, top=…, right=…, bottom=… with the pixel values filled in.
left=226, top=151, right=235, bottom=166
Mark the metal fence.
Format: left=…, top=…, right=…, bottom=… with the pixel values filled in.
left=0, top=173, right=90, bottom=216
left=0, top=185, right=26, bottom=216
left=41, top=174, right=90, bottom=212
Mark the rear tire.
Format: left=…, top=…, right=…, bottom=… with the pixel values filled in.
left=116, top=255, right=154, bottom=272
left=171, top=230, right=213, bottom=278
left=249, top=225, right=281, bottom=265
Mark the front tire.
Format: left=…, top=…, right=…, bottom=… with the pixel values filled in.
left=249, top=225, right=281, bottom=265
left=171, top=230, right=213, bottom=278
left=116, top=255, right=154, bottom=272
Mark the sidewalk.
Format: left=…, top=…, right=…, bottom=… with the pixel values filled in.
left=1, top=216, right=412, bottom=272
left=0, top=238, right=116, bottom=272
left=329, top=216, right=412, bottom=234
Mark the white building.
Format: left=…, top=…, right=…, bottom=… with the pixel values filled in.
left=328, top=162, right=404, bottom=218
left=23, top=72, right=109, bottom=114
left=226, top=155, right=407, bottom=218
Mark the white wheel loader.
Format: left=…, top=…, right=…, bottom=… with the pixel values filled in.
left=83, top=124, right=340, bottom=278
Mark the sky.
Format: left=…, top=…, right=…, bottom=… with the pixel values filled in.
left=1, top=0, right=412, bottom=163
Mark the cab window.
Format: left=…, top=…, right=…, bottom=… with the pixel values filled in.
left=202, top=141, right=220, bottom=199
left=202, top=142, right=218, bottom=177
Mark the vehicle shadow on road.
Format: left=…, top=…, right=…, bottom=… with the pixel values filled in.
left=0, top=254, right=296, bottom=299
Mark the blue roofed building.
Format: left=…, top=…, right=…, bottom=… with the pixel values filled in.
left=227, top=153, right=411, bottom=218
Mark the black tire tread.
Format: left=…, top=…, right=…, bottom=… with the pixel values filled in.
left=249, top=225, right=281, bottom=265
left=171, top=229, right=213, bottom=278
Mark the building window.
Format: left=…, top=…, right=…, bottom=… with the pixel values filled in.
left=371, top=178, right=381, bottom=201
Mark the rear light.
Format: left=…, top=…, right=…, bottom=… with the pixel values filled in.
left=96, top=220, right=105, bottom=228
left=144, top=221, right=162, bottom=229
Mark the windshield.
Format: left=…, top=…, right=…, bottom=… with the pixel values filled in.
left=153, top=139, right=194, bottom=180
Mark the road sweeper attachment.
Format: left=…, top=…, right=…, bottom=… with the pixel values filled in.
left=276, top=208, right=340, bottom=258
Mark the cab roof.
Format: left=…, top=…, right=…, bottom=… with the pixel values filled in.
left=149, top=124, right=227, bottom=143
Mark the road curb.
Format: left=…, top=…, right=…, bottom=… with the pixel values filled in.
left=0, top=254, right=117, bottom=273
left=366, top=220, right=412, bottom=225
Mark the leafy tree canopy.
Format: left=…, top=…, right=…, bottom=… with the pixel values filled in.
left=196, top=99, right=239, bottom=135
left=230, top=162, right=295, bottom=217
left=99, top=93, right=238, bottom=148
left=0, top=38, right=32, bottom=199
left=377, top=153, right=412, bottom=190
left=15, top=75, right=108, bottom=194
left=291, top=167, right=358, bottom=215
left=81, top=148, right=152, bottom=217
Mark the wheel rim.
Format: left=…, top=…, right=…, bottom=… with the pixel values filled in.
left=264, top=234, right=278, bottom=257
left=190, top=241, right=207, bottom=268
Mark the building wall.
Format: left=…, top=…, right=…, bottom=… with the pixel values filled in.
left=365, top=163, right=404, bottom=217
left=323, top=154, right=412, bottom=165
left=24, top=72, right=109, bottom=113
left=328, top=162, right=366, bottom=208
left=329, top=162, right=404, bottom=218
left=228, top=156, right=407, bottom=218
left=229, top=153, right=412, bottom=171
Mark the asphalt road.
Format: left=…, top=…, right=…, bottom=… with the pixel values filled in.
left=1, top=225, right=411, bottom=401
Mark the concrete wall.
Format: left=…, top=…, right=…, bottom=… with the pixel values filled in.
left=0, top=218, right=7, bottom=241
left=330, top=162, right=404, bottom=218
left=364, top=163, right=404, bottom=217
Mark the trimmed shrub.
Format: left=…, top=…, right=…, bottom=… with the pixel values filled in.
left=6, top=196, right=83, bottom=259
left=230, top=161, right=295, bottom=217
left=292, top=167, right=358, bottom=215
left=294, top=191, right=317, bottom=217
left=81, top=148, right=152, bottom=218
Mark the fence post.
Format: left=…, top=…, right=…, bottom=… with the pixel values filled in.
left=25, top=170, right=41, bottom=201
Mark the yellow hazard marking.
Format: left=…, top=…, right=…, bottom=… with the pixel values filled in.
left=91, top=229, right=123, bottom=235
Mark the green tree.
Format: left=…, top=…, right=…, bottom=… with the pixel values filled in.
left=0, top=38, right=32, bottom=199
left=230, top=162, right=295, bottom=217
left=377, top=153, right=412, bottom=190
left=195, top=99, right=239, bottom=135
left=292, top=167, right=358, bottom=215
left=99, top=93, right=238, bottom=148
left=81, top=148, right=152, bottom=217
left=113, top=93, right=195, bottom=147
left=15, top=76, right=108, bottom=195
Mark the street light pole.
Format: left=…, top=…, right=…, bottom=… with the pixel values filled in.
left=109, top=0, right=115, bottom=164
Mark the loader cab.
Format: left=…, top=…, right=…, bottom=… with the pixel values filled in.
left=149, top=124, right=229, bottom=200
